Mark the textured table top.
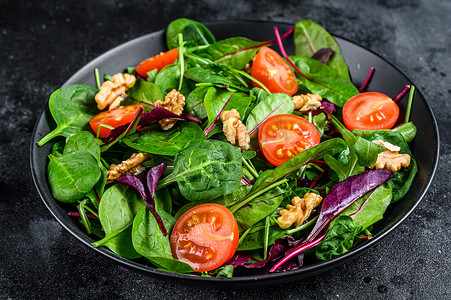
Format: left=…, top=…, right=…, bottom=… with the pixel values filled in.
left=1, top=0, right=450, bottom=299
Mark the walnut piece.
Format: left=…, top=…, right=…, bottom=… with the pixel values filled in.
left=292, top=93, right=322, bottom=112
left=95, top=73, right=136, bottom=110
left=106, top=152, right=150, bottom=184
left=154, top=89, right=186, bottom=130
left=220, top=109, right=250, bottom=151
left=277, top=193, right=323, bottom=229
left=370, top=140, right=411, bottom=172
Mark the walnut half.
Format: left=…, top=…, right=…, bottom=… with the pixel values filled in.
left=106, top=152, right=150, bottom=184
left=95, top=73, right=136, bottom=110
left=277, top=193, right=323, bottom=229
left=292, top=93, right=322, bottom=112
left=370, top=140, right=411, bottom=172
left=154, top=89, right=186, bottom=130
left=220, top=109, right=250, bottom=151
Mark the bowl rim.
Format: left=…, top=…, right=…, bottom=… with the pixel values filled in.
left=30, top=19, right=440, bottom=286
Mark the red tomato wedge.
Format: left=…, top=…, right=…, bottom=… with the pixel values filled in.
left=251, top=47, right=298, bottom=96
left=170, top=203, right=239, bottom=272
left=343, top=92, right=400, bottom=131
left=89, top=104, right=142, bottom=138
left=135, top=48, right=179, bottom=77
left=258, top=114, right=320, bottom=166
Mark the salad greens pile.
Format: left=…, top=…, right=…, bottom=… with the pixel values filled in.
left=38, top=18, right=418, bottom=277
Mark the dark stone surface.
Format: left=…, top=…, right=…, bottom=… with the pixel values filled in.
left=1, top=0, right=450, bottom=299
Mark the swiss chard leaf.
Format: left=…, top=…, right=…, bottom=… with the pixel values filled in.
left=37, top=84, right=99, bottom=146
left=157, top=140, right=242, bottom=201
left=121, top=122, right=206, bottom=156
left=294, top=19, right=350, bottom=79
left=166, top=18, right=215, bottom=49
left=246, top=93, right=295, bottom=134
left=290, top=56, right=358, bottom=107
left=48, top=152, right=101, bottom=203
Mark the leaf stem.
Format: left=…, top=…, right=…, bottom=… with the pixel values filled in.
left=393, top=85, right=410, bottom=102
left=263, top=216, right=271, bottom=260
left=358, top=67, right=375, bottom=92
left=234, top=69, right=271, bottom=94
left=178, top=34, right=185, bottom=91
left=286, top=215, right=318, bottom=235
left=404, top=85, right=415, bottom=123
left=94, top=68, right=101, bottom=90
left=239, top=227, right=253, bottom=245
left=242, top=157, right=259, bottom=179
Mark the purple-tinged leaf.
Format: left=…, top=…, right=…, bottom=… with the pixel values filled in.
left=68, top=212, right=99, bottom=221
left=287, top=169, right=392, bottom=256
left=243, top=236, right=298, bottom=269
left=204, top=93, right=233, bottom=136
left=116, top=174, right=147, bottom=200
left=270, top=231, right=326, bottom=272
left=312, top=48, right=333, bottom=64
left=145, top=163, right=167, bottom=236
left=241, top=177, right=252, bottom=185
left=100, top=106, right=143, bottom=147
left=225, top=252, right=252, bottom=267
left=312, top=101, right=336, bottom=117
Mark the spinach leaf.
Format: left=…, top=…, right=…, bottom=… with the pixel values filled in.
left=158, top=140, right=242, bottom=201
left=155, top=64, right=195, bottom=96
left=294, top=19, right=350, bottom=79
left=92, top=184, right=145, bottom=259
left=359, top=130, right=418, bottom=202
left=167, top=18, right=215, bottom=49
left=125, top=80, right=163, bottom=111
left=353, top=121, right=417, bottom=144
left=313, top=113, right=327, bottom=137
left=194, top=37, right=271, bottom=70
left=215, top=265, right=234, bottom=277
left=203, top=87, right=252, bottom=130
left=48, top=152, right=101, bottom=203
left=315, top=216, right=361, bottom=261
left=185, top=86, right=210, bottom=120
left=324, top=129, right=366, bottom=182
left=132, top=207, right=194, bottom=273
left=37, top=84, right=99, bottom=146
left=246, top=93, right=294, bottom=134
left=122, top=122, right=206, bottom=156
left=354, top=137, right=385, bottom=167
left=290, top=56, right=358, bottom=107
left=238, top=225, right=287, bottom=251
left=63, top=131, right=101, bottom=163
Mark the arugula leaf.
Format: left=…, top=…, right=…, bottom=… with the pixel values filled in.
left=37, top=84, right=99, bottom=146
left=294, top=19, right=350, bottom=79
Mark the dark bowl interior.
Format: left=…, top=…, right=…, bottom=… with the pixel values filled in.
left=30, top=20, right=439, bottom=288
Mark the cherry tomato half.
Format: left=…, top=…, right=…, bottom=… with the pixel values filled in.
left=258, top=114, right=320, bottom=166
left=89, top=104, right=142, bottom=138
left=135, top=48, right=179, bottom=77
left=342, top=92, right=400, bottom=131
left=170, top=203, right=239, bottom=272
left=251, top=47, right=298, bottom=96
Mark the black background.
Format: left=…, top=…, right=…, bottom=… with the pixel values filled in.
left=1, top=0, right=450, bottom=299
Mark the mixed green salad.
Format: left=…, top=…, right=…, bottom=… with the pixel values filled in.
left=38, top=18, right=418, bottom=277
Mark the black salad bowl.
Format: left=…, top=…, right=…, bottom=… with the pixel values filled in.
left=30, top=20, right=439, bottom=288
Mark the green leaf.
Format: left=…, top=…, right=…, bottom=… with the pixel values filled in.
left=122, top=122, right=206, bottom=156
left=158, top=140, right=243, bottom=201
left=215, top=265, right=234, bottom=277
left=245, top=93, right=294, bottom=133
left=93, top=184, right=145, bottom=258
left=184, top=64, right=249, bottom=92
left=195, top=37, right=270, bottom=70
left=155, top=64, right=195, bottom=96
left=125, top=80, right=163, bottom=111
left=294, top=19, right=350, bottom=79
left=290, top=56, right=358, bottom=107
left=316, top=216, right=361, bottom=261
left=48, top=152, right=101, bottom=203
left=132, top=207, right=195, bottom=273
left=324, top=129, right=365, bottom=182
left=354, top=137, right=385, bottom=167
left=37, top=84, right=99, bottom=146
left=167, top=18, right=215, bottom=49
left=185, top=86, right=211, bottom=120
left=63, top=131, right=101, bottom=163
